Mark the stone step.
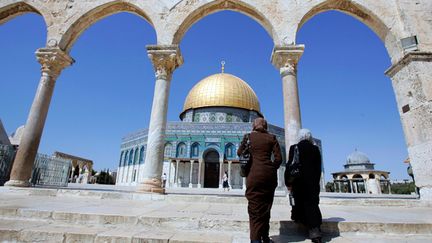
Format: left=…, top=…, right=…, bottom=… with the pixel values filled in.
left=0, top=218, right=233, bottom=243
left=1, top=206, right=431, bottom=236
left=1, top=187, right=431, bottom=242
left=2, top=187, right=428, bottom=207
left=1, top=218, right=432, bottom=243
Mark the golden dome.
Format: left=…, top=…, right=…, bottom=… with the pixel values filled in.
left=182, top=73, right=260, bottom=113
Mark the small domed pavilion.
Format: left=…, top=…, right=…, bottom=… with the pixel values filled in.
left=332, top=150, right=391, bottom=194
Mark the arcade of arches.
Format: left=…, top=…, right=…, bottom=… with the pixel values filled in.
left=1, top=1, right=432, bottom=200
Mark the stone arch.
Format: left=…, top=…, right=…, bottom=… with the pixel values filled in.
left=202, top=147, right=221, bottom=188
left=224, top=143, right=236, bottom=159
left=118, top=151, right=124, bottom=167
left=171, top=0, right=277, bottom=45
left=164, top=142, right=173, bottom=158
left=128, top=149, right=134, bottom=165
left=139, top=146, right=145, bottom=164
left=203, top=148, right=220, bottom=161
left=190, top=142, right=200, bottom=158
left=176, top=142, right=187, bottom=158
left=296, top=0, right=402, bottom=61
left=133, top=147, right=139, bottom=165
left=59, top=1, right=155, bottom=53
left=123, top=150, right=129, bottom=166
left=0, top=2, right=43, bottom=25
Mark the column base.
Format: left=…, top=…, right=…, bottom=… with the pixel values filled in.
left=419, top=187, right=432, bottom=200
left=4, top=180, right=31, bottom=187
left=188, top=183, right=192, bottom=188
left=197, top=184, right=202, bottom=188
left=136, top=178, right=165, bottom=194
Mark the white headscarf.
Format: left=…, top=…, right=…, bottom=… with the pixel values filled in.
left=297, top=128, right=314, bottom=143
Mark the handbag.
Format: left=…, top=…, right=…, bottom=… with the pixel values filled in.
left=287, top=145, right=301, bottom=182
left=239, top=133, right=251, bottom=177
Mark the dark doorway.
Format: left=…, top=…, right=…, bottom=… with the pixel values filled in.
left=204, top=150, right=220, bottom=188
left=73, top=165, right=80, bottom=177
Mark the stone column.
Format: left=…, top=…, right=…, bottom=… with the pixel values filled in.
left=219, top=160, right=224, bottom=189
left=228, top=161, right=232, bottom=189
left=175, top=159, right=180, bottom=188
left=70, top=166, right=75, bottom=182
left=168, top=160, right=172, bottom=188
left=388, top=181, right=392, bottom=194
left=364, top=179, right=369, bottom=194
left=242, top=177, right=246, bottom=191
left=137, top=45, right=183, bottom=193
left=189, top=160, right=194, bottom=188
left=5, top=48, right=73, bottom=187
left=349, top=180, right=354, bottom=193
left=271, top=45, right=304, bottom=154
left=197, top=159, right=202, bottom=188
left=385, top=52, right=432, bottom=200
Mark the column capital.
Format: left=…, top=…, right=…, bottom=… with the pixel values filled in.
left=146, top=45, right=183, bottom=80
left=271, top=45, right=304, bottom=76
left=385, top=51, right=432, bottom=77
left=36, top=48, right=74, bottom=79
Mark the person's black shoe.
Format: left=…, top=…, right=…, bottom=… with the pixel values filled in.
left=309, top=227, right=322, bottom=241
left=262, top=236, right=274, bottom=243
left=311, top=237, right=322, bottom=243
left=250, top=240, right=261, bottom=243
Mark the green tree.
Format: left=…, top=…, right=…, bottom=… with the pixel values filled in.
left=96, top=169, right=115, bottom=185
left=391, top=182, right=416, bottom=194
left=325, top=182, right=335, bottom=192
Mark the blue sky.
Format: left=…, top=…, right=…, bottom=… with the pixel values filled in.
left=0, top=10, right=408, bottom=180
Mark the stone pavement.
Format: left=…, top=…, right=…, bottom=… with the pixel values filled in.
left=0, top=186, right=431, bottom=242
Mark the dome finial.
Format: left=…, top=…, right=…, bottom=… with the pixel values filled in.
left=221, top=60, right=225, bottom=73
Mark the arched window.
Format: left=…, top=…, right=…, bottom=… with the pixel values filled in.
left=134, top=148, right=139, bottom=165
left=123, top=151, right=129, bottom=166
left=176, top=142, right=187, bottom=157
left=191, top=143, right=199, bottom=157
left=225, top=143, right=235, bottom=158
left=164, top=143, right=173, bottom=158
left=128, top=149, right=134, bottom=165
left=139, top=146, right=145, bottom=164
left=119, top=151, right=124, bottom=167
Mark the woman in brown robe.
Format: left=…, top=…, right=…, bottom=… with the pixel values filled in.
left=237, top=118, right=282, bottom=243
